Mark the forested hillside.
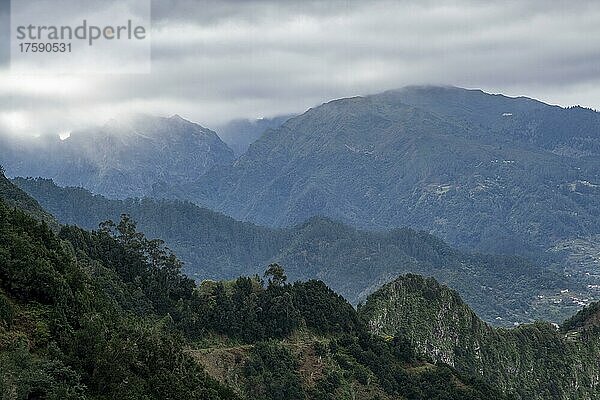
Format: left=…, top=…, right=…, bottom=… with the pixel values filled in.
left=1, top=191, right=598, bottom=399
left=360, top=274, right=600, bottom=400
left=157, top=86, right=600, bottom=261
left=0, top=168, right=58, bottom=230
left=0, top=182, right=505, bottom=400
left=0, top=198, right=237, bottom=399
left=14, top=176, right=585, bottom=326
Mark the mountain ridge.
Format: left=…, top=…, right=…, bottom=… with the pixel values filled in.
left=151, top=86, right=599, bottom=265
left=2, top=168, right=600, bottom=400
left=0, top=176, right=510, bottom=399
left=14, top=175, right=590, bottom=327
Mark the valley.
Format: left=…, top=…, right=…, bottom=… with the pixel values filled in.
left=13, top=175, right=591, bottom=327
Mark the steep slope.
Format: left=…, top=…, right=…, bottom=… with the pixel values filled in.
left=0, top=193, right=239, bottom=400
left=561, top=301, right=600, bottom=332
left=0, top=114, right=235, bottom=199
left=13, top=177, right=286, bottom=280
left=14, top=176, right=589, bottom=326
left=162, top=87, right=600, bottom=260
left=0, top=168, right=58, bottom=229
left=359, top=274, right=600, bottom=400
left=3, top=171, right=599, bottom=400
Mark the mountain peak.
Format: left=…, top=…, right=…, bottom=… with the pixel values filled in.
left=360, top=274, right=479, bottom=337
left=1, top=112, right=235, bottom=199
left=169, top=114, right=187, bottom=122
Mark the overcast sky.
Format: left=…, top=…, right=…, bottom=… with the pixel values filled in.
left=1, top=0, right=600, bottom=137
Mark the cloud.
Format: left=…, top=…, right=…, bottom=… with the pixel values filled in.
left=1, top=0, right=600, bottom=137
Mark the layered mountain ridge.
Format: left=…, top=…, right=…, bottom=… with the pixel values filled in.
left=14, top=176, right=590, bottom=326
left=0, top=175, right=512, bottom=399
left=155, top=86, right=599, bottom=261
left=1, top=175, right=599, bottom=399
left=3, top=85, right=600, bottom=330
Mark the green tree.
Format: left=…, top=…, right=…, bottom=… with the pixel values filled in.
left=264, top=263, right=287, bottom=287
left=244, top=342, right=305, bottom=400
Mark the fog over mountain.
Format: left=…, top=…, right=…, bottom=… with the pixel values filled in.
left=0, top=114, right=235, bottom=199
left=5, top=84, right=598, bottom=328
left=216, top=115, right=294, bottom=156
left=3, top=1, right=600, bottom=138
left=3, top=1, right=600, bottom=399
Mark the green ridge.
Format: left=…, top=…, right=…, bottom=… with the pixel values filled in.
left=359, top=274, right=600, bottom=399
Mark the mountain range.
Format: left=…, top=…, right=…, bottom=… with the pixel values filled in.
left=156, top=86, right=599, bottom=262
left=1, top=175, right=599, bottom=400
left=13, top=175, right=589, bottom=326
left=3, top=86, right=599, bottom=265
left=0, top=114, right=235, bottom=199
left=2, top=85, right=600, bottom=327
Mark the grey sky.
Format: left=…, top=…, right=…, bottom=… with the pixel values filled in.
left=0, top=0, right=9, bottom=67
left=1, top=0, right=600, bottom=137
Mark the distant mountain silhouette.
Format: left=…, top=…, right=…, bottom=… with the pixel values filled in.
left=216, top=115, right=294, bottom=156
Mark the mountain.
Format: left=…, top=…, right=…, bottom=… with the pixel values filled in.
left=158, top=86, right=599, bottom=261
left=359, top=274, right=600, bottom=400
left=216, top=115, right=294, bottom=156
left=390, top=86, right=600, bottom=155
left=0, top=178, right=506, bottom=400
left=14, top=176, right=590, bottom=326
left=0, top=114, right=235, bottom=199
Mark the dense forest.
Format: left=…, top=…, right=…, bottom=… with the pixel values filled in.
left=3, top=169, right=600, bottom=398
left=360, top=274, right=600, bottom=400
left=0, top=181, right=506, bottom=399
left=14, top=176, right=582, bottom=326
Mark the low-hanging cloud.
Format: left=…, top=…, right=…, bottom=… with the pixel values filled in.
left=2, top=0, right=600, bottom=137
